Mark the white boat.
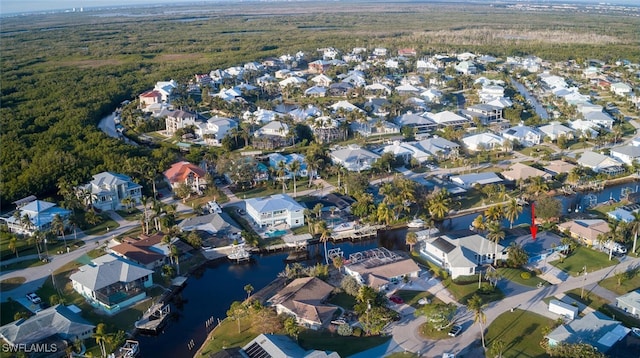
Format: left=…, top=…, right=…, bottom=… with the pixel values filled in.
left=227, top=244, right=250, bottom=262
left=333, top=221, right=356, bottom=232
left=407, top=219, right=425, bottom=228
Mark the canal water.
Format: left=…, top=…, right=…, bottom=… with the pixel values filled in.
left=510, top=78, right=549, bottom=120
left=136, top=230, right=407, bottom=357
left=137, top=181, right=638, bottom=357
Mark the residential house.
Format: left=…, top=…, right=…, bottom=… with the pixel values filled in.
left=450, top=172, right=503, bottom=189
left=381, top=140, right=431, bottom=164
left=279, top=76, right=307, bottom=88
left=163, top=161, right=208, bottom=194
left=245, top=194, right=305, bottom=228
left=558, top=219, right=610, bottom=246
left=310, top=74, right=332, bottom=87
left=195, top=116, right=237, bottom=146
left=253, top=121, right=291, bottom=149
left=611, top=82, right=633, bottom=97
left=0, top=305, right=95, bottom=348
left=607, top=204, right=640, bottom=223
left=584, top=111, right=615, bottom=130
left=610, top=145, right=640, bottom=165
left=139, top=90, right=163, bottom=110
left=462, top=104, right=503, bottom=125
left=268, top=277, right=337, bottom=330
left=108, top=233, right=167, bottom=269
left=2, top=199, right=71, bottom=236
left=538, top=122, right=575, bottom=141
left=505, top=231, right=566, bottom=264
left=154, top=80, right=177, bottom=102
left=546, top=311, right=629, bottom=353
left=77, top=172, right=143, bottom=211
left=350, top=118, right=400, bottom=137
left=502, top=163, right=552, bottom=182
left=394, top=112, right=437, bottom=135
left=329, top=145, right=381, bottom=172
left=500, top=123, right=542, bottom=147
left=178, top=212, right=242, bottom=239
left=308, top=60, right=331, bottom=74
left=421, top=88, right=443, bottom=103
left=420, top=231, right=506, bottom=279
left=268, top=153, right=308, bottom=178
left=479, top=85, right=505, bottom=103
left=569, top=119, right=600, bottom=139
left=462, top=132, right=505, bottom=152
left=313, top=119, right=344, bottom=143
left=304, top=86, right=327, bottom=98
left=165, top=110, right=198, bottom=135
left=364, top=83, right=392, bottom=96
left=577, top=151, right=625, bottom=175
left=455, top=60, right=477, bottom=75
left=242, top=334, right=339, bottom=358
left=344, top=248, right=420, bottom=290
left=70, top=254, right=153, bottom=314
left=398, top=48, right=417, bottom=57
left=616, top=290, right=640, bottom=318
left=426, top=111, right=469, bottom=128
left=328, top=82, right=354, bottom=97
left=373, top=47, right=388, bottom=57
left=544, top=160, right=577, bottom=177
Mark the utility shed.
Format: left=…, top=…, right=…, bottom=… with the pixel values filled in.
left=549, top=299, right=579, bottom=319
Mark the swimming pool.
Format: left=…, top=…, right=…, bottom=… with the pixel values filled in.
left=265, top=229, right=287, bottom=238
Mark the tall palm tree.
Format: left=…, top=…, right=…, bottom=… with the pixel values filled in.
left=51, top=214, right=67, bottom=249
left=467, top=294, right=487, bottom=349
left=472, top=215, right=486, bottom=234
left=486, top=221, right=505, bottom=266
left=288, top=160, right=301, bottom=197
left=318, top=221, right=331, bottom=265
left=484, top=204, right=504, bottom=223
left=8, top=237, right=19, bottom=258
left=504, top=198, right=523, bottom=229
left=630, top=211, right=640, bottom=255
left=428, top=189, right=451, bottom=221
left=406, top=232, right=418, bottom=252
left=277, top=160, right=288, bottom=193
left=93, top=323, right=108, bottom=358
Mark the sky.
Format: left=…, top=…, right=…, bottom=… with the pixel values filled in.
left=1, top=0, right=638, bottom=15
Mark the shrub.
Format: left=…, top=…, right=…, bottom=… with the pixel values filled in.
left=479, top=283, right=495, bottom=294
left=352, top=327, right=362, bottom=337
left=520, top=271, right=532, bottom=280
left=337, top=324, right=353, bottom=336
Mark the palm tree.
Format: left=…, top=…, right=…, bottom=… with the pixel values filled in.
left=93, top=323, right=108, bottom=358
left=486, top=221, right=505, bottom=266
left=318, top=222, right=331, bottom=265
left=504, top=198, right=522, bottom=229
left=170, top=244, right=180, bottom=275
left=630, top=211, right=640, bottom=255
left=376, top=202, right=393, bottom=226
left=484, top=204, right=504, bottom=223
left=29, top=230, right=43, bottom=259
left=244, top=284, right=254, bottom=300
left=428, top=189, right=451, bottom=221
left=406, top=232, right=418, bottom=252
left=8, top=236, right=19, bottom=258
left=288, top=160, right=301, bottom=197
left=467, top=294, right=487, bottom=349
left=472, top=214, right=486, bottom=234
left=51, top=214, right=67, bottom=249
left=277, top=160, right=288, bottom=193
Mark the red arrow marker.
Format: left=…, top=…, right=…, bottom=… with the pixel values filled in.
left=531, top=202, right=537, bottom=241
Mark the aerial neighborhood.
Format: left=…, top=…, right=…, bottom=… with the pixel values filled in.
left=3, top=7, right=640, bottom=358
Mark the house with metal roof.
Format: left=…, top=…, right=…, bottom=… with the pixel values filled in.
left=616, top=290, right=640, bottom=318
left=538, top=122, right=575, bottom=141
left=268, top=277, right=337, bottom=330
left=426, top=110, right=470, bottom=128
left=76, top=172, right=143, bottom=211
left=546, top=311, right=629, bottom=353
left=329, top=145, right=381, bottom=172
left=0, top=305, right=95, bottom=348
left=610, top=144, right=640, bottom=166
left=70, top=254, right=153, bottom=315
left=2, top=199, right=71, bottom=236
left=419, top=231, right=506, bottom=279
left=501, top=123, right=543, bottom=147
left=245, top=194, right=305, bottom=229
left=450, top=172, right=503, bottom=189
left=577, top=151, right=625, bottom=175
left=178, top=212, right=242, bottom=238
left=343, top=248, right=420, bottom=291
left=462, top=132, right=505, bottom=151
left=394, top=112, right=436, bottom=135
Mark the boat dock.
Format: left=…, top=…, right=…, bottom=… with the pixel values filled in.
left=111, top=339, right=140, bottom=358
left=134, top=277, right=187, bottom=334
left=227, top=243, right=251, bottom=263
left=331, top=224, right=385, bottom=241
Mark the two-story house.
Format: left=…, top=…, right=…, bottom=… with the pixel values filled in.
left=245, top=194, right=305, bottom=228
left=163, top=161, right=208, bottom=194
left=77, top=172, right=143, bottom=211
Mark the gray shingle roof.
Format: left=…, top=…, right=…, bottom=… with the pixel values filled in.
left=70, top=254, right=153, bottom=291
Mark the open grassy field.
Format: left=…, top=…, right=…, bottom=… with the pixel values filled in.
left=549, top=246, right=618, bottom=276
left=497, top=267, right=547, bottom=288
left=485, top=309, right=555, bottom=358
left=599, top=272, right=640, bottom=295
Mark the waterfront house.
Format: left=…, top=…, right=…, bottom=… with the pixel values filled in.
left=164, top=109, right=198, bottom=135
left=558, top=219, right=610, bottom=246
left=394, top=112, right=437, bottom=135
left=2, top=198, right=70, bottom=236
left=577, top=151, right=625, bottom=175
left=502, top=163, right=552, bottom=182
left=462, top=104, right=503, bottom=125
left=178, top=212, right=242, bottom=239
left=505, top=231, right=565, bottom=263
left=164, top=161, right=208, bottom=195
left=419, top=231, right=506, bottom=279
left=267, top=153, right=308, bottom=178
left=462, top=132, right=505, bottom=152
left=584, top=111, right=615, bottom=130
left=610, top=144, right=640, bottom=166
left=426, top=111, right=469, bottom=128
left=268, top=277, right=337, bottom=330
left=344, top=248, right=420, bottom=290
left=76, top=172, right=143, bottom=211
left=450, top=172, right=503, bottom=189
left=607, top=204, right=639, bottom=223
left=546, top=311, right=629, bottom=353
left=245, top=194, right=305, bottom=229
left=242, top=334, right=339, bottom=358
left=544, top=160, right=576, bottom=177
left=108, top=233, right=168, bottom=269
left=139, top=90, right=163, bottom=110
left=413, top=137, right=460, bottom=160
left=501, top=123, right=542, bottom=147
left=538, top=122, right=574, bottom=141
left=329, top=145, right=381, bottom=172
left=616, top=290, right=640, bottom=318
left=70, top=254, right=153, bottom=315
left=0, top=305, right=95, bottom=349
left=194, top=116, right=238, bottom=146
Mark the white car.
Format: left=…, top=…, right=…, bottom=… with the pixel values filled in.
left=448, top=325, right=462, bottom=337
left=26, top=292, right=41, bottom=304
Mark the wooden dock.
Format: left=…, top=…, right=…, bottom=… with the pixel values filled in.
left=331, top=224, right=385, bottom=241
left=134, top=302, right=170, bottom=333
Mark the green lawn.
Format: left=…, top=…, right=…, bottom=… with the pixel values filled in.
left=0, top=276, right=26, bottom=291
left=0, top=300, right=33, bottom=325
left=549, top=246, right=618, bottom=277
left=418, top=322, right=453, bottom=340
left=116, top=208, right=142, bottom=221
left=196, top=317, right=262, bottom=357
left=394, top=290, right=436, bottom=308
left=599, top=272, right=640, bottom=295
left=444, top=277, right=504, bottom=305
left=0, top=258, right=46, bottom=272
left=83, top=216, right=120, bottom=236
left=298, top=329, right=391, bottom=358
left=485, top=309, right=555, bottom=358
left=497, top=267, right=547, bottom=287
left=328, top=292, right=357, bottom=310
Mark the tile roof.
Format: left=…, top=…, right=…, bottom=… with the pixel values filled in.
left=163, top=161, right=206, bottom=184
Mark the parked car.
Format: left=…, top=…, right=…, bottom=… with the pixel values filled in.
left=26, top=292, right=41, bottom=304
left=389, top=296, right=404, bottom=304
left=448, top=325, right=463, bottom=337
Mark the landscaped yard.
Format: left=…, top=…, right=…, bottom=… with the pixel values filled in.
left=298, top=329, right=391, bottom=357
left=497, top=267, right=547, bottom=287
left=599, top=271, right=640, bottom=295
left=83, top=215, right=120, bottom=236
left=116, top=208, right=142, bottom=221
left=485, top=309, right=555, bottom=358
left=328, top=292, right=357, bottom=310
left=196, top=316, right=262, bottom=357
left=418, top=322, right=453, bottom=340
left=549, top=246, right=618, bottom=276
left=394, top=290, right=436, bottom=308
left=443, top=277, right=504, bottom=305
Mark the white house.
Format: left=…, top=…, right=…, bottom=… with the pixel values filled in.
left=70, top=254, right=153, bottom=315
left=577, top=151, right=625, bottom=175
left=501, top=123, right=542, bottom=147
left=381, top=141, right=431, bottom=164
left=462, top=132, right=505, bottom=151
left=343, top=248, right=420, bottom=290
left=584, top=111, right=615, bottom=130
left=165, top=110, right=198, bottom=135
left=455, top=60, right=477, bottom=75
left=394, top=112, right=436, bottom=134
left=330, top=144, right=381, bottom=172
left=420, top=232, right=506, bottom=279
left=195, top=116, right=237, bottom=146
left=610, top=145, right=640, bottom=165
left=245, top=194, right=305, bottom=228
left=3, top=199, right=71, bottom=236
left=569, top=119, right=600, bottom=139
left=611, top=82, right=633, bottom=97
left=616, top=290, right=640, bottom=317
left=268, top=277, right=337, bottom=330
left=538, top=122, right=575, bottom=141
left=427, top=111, right=469, bottom=127
left=450, top=172, right=503, bottom=189
left=255, top=121, right=289, bottom=138
left=268, top=153, right=308, bottom=178
left=77, top=172, right=143, bottom=211
left=546, top=312, right=629, bottom=353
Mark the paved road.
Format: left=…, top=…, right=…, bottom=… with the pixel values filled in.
left=388, top=255, right=640, bottom=357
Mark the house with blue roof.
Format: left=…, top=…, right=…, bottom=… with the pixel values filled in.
left=245, top=194, right=305, bottom=228
left=3, top=198, right=71, bottom=236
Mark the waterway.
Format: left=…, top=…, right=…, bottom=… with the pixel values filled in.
left=510, top=77, right=549, bottom=120
left=136, top=180, right=639, bottom=357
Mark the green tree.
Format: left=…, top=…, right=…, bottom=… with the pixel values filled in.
left=8, top=236, right=19, bottom=258
left=51, top=214, right=67, bottom=249
left=288, top=160, right=301, bottom=197
left=535, top=196, right=562, bottom=221
left=244, top=284, right=254, bottom=300
left=93, top=323, right=108, bottom=358
left=486, top=221, right=505, bottom=265
left=406, top=231, right=418, bottom=252
left=467, top=294, right=487, bottom=349
left=428, top=188, right=451, bottom=221
left=488, top=339, right=506, bottom=358
left=504, top=198, right=523, bottom=229
left=226, top=301, right=246, bottom=333
left=414, top=302, right=456, bottom=330
left=284, top=316, right=300, bottom=341
left=506, top=242, right=529, bottom=268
